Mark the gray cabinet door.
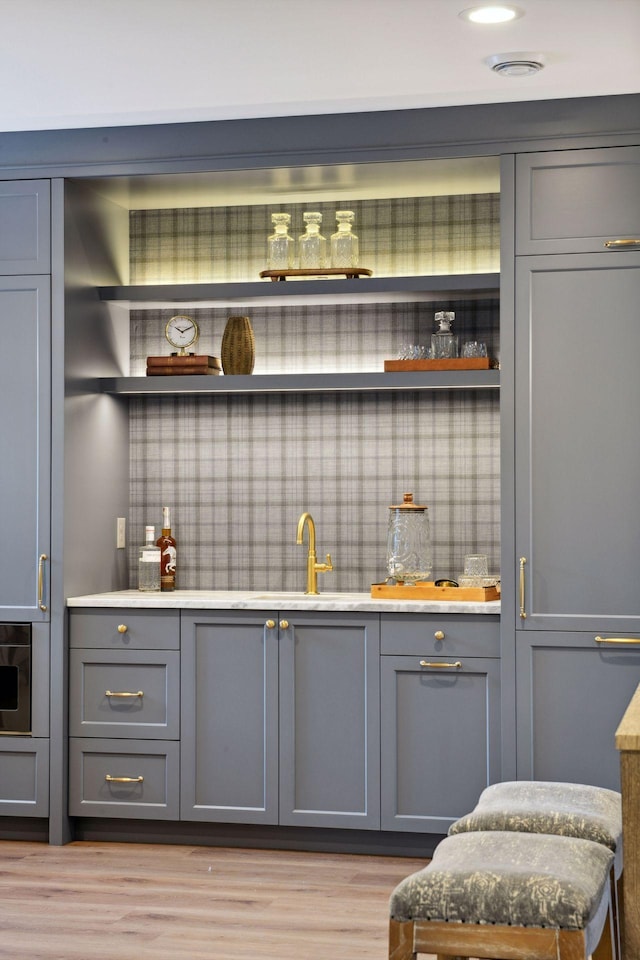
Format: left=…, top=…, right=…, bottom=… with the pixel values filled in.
left=516, top=147, right=640, bottom=255
left=516, top=632, right=640, bottom=790
left=180, top=611, right=279, bottom=824
left=0, top=275, right=50, bottom=619
left=515, top=252, right=640, bottom=631
left=0, top=180, right=50, bottom=274
left=381, top=656, right=500, bottom=833
left=279, top=613, right=380, bottom=830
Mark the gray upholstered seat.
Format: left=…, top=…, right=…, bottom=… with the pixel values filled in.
left=389, top=830, right=615, bottom=959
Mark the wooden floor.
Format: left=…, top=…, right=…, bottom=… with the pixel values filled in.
left=0, top=841, right=430, bottom=959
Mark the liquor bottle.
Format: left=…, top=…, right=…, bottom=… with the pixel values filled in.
left=330, top=210, right=359, bottom=268
left=298, top=212, right=327, bottom=269
left=156, top=506, right=177, bottom=591
left=267, top=212, right=295, bottom=270
left=138, top=525, right=161, bottom=592
left=431, top=311, right=459, bottom=359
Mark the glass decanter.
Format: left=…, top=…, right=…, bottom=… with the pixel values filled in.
left=386, top=493, right=432, bottom=584
left=431, top=311, right=458, bottom=359
left=298, top=212, right=327, bottom=269
left=330, top=210, right=359, bottom=268
left=267, top=212, right=295, bottom=270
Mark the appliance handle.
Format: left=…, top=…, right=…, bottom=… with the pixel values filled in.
left=38, top=554, right=48, bottom=612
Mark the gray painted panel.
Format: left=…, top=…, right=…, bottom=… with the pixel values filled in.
left=515, top=253, right=640, bottom=629
left=380, top=656, right=500, bottom=832
left=68, top=737, right=179, bottom=819
left=516, top=147, right=640, bottom=254
left=180, top=612, right=278, bottom=824
left=0, top=739, right=49, bottom=816
left=381, top=614, right=499, bottom=657
left=69, top=648, right=179, bottom=739
left=0, top=275, right=50, bottom=619
left=516, top=634, right=640, bottom=790
left=0, top=180, right=50, bottom=273
left=69, top=609, right=179, bottom=649
left=279, top=614, right=380, bottom=830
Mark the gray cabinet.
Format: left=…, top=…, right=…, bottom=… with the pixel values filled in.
left=0, top=180, right=50, bottom=274
left=180, top=610, right=380, bottom=829
left=516, top=632, right=640, bottom=790
left=380, top=615, right=500, bottom=833
left=68, top=609, right=180, bottom=819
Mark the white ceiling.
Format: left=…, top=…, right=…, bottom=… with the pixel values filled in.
left=1, top=0, right=639, bottom=134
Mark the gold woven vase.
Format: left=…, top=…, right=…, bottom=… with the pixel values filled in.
left=221, top=315, right=255, bottom=375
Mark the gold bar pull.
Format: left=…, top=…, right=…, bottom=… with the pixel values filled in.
left=519, top=557, right=527, bottom=619
left=105, top=775, right=144, bottom=784
left=38, top=553, right=48, bottom=611
left=604, top=239, right=640, bottom=248
left=419, top=660, right=462, bottom=669
left=595, top=636, right=640, bottom=645
left=105, top=690, right=144, bottom=698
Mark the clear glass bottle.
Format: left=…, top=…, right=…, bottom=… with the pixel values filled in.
left=330, top=210, right=359, bottom=268
left=138, top=525, right=161, bottom=592
left=298, top=212, right=327, bottom=269
left=267, top=212, right=295, bottom=270
left=431, top=311, right=459, bottom=359
left=386, top=493, right=432, bottom=584
left=156, top=507, right=177, bottom=592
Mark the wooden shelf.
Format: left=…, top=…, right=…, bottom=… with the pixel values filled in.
left=95, top=370, right=500, bottom=396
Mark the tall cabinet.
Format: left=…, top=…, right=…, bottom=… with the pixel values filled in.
left=511, top=146, right=640, bottom=789
left=0, top=180, right=51, bottom=816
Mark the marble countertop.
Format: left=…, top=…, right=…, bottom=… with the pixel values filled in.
left=66, top=589, right=500, bottom=615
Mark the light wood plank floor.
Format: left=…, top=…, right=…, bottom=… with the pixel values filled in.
left=0, top=841, right=431, bottom=959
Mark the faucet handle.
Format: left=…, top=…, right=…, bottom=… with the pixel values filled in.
left=325, top=553, right=333, bottom=570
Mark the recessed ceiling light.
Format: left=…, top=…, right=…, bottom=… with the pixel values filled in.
left=459, top=5, right=524, bottom=24
left=485, top=52, right=545, bottom=76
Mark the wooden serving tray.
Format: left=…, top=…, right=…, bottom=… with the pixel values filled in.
left=384, top=358, right=490, bottom=371
left=259, top=267, right=373, bottom=281
left=371, top=581, right=500, bottom=601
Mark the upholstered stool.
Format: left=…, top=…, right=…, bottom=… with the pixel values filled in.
left=389, top=831, right=615, bottom=960
left=448, top=780, right=623, bottom=956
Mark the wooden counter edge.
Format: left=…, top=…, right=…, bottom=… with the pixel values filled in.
left=615, top=682, right=640, bottom=751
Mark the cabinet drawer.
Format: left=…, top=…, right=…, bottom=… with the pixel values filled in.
left=69, top=649, right=180, bottom=739
left=69, top=738, right=179, bottom=819
left=69, top=609, right=179, bottom=650
left=0, top=179, right=50, bottom=273
left=0, top=738, right=49, bottom=817
left=381, top=614, right=499, bottom=657
left=516, top=146, right=640, bottom=255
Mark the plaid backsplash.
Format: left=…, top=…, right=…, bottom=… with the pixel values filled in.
left=128, top=195, right=500, bottom=590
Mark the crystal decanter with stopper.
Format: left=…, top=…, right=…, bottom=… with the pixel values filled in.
left=386, top=493, right=432, bottom=584
left=431, top=311, right=458, bottom=359
left=330, top=210, right=359, bottom=268
left=267, top=212, right=295, bottom=270
left=298, top=211, right=327, bottom=269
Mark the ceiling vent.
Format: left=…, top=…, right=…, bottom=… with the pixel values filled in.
left=485, top=52, right=545, bottom=77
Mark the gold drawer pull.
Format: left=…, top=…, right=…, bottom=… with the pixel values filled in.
left=419, top=660, right=462, bottom=669
left=279, top=620, right=289, bottom=629
left=117, top=624, right=128, bottom=634
left=604, top=239, right=640, bottom=248
left=105, top=775, right=144, bottom=784
left=105, top=690, right=144, bottom=698
left=434, top=630, right=445, bottom=641
left=595, top=636, right=640, bottom=645
left=265, top=619, right=276, bottom=629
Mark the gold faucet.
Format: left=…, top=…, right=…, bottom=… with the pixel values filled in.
left=296, top=512, right=333, bottom=595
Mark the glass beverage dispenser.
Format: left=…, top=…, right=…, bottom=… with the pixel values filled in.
left=386, top=493, right=432, bottom=584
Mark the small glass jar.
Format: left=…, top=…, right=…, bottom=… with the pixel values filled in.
left=330, top=210, right=359, bottom=268
left=267, top=212, right=295, bottom=270
left=298, top=212, right=327, bottom=269
left=431, top=311, right=458, bottom=359
left=386, top=493, right=432, bottom=584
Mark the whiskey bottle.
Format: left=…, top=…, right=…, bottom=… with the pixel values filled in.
left=138, top=525, right=161, bottom=592
left=156, top=506, right=177, bottom=591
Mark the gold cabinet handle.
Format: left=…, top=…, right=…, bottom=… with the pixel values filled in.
left=419, top=660, right=462, bottom=669
left=519, top=557, right=527, bottom=619
left=117, top=624, right=128, bottom=634
left=279, top=620, right=289, bottom=629
left=604, top=239, right=640, bottom=248
left=265, top=619, right=276, bottom=629
left=595, top=636, right=640, bottom=645
left=105, top=690, right=144, bottom=698
left=105, top=775, right=144, bottom=784
left=434, top=630, right=445, bottom=641
left=38, top=553, right=48, bottom=611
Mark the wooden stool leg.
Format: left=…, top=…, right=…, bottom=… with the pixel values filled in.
left=389, top=919, right=415, bottom=960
